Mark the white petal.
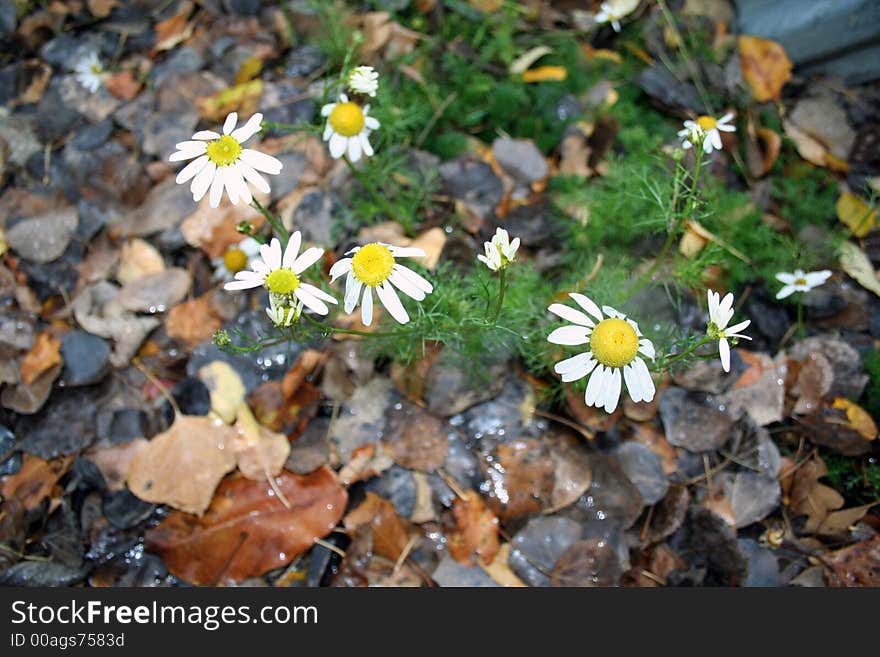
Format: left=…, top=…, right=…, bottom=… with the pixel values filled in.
left=223, top=112, right=238, bottom=135
left=389, top=268, right=426, bottom=301
left=555, top=353, right=596, bottom=382
left=360, top=133, right=374, bottom=158
left=282, top=231, right=302, bottom=269
left=231, top=113, right=263, bottom=143
left=328, top=133, right=347, bottom=159
left=377, top=281, right=409, bottom=324
left=240, top=149, right=283, bottom=175
left=260, top=238, right=283, bottom=271
left=320, top=103, right=336, bottom=117
left=175, top=155, right=209, bottom=184
left=638, top=338, right=655, bottom=360
left=190, top=161, right=216, bottom=201
left=364, top=116, right=380, bottom=130
left=719, top=338, right=731, bottom=372
left=294, top=287, right=329, bottom=316
left=805, top=270, right=832, bottom=286
left=726, top=319, right=751, bottom=336
left=548, top=303, right=594, bottom=327
left=222, top=167, right=240, bottom=205
left=238, top=161, right=271, bottom=194
left=347, top=134, right=362, bottom=162
left=602, top=305, right=625, bottom=319
left=209, top=170, right=225, bottom=208
left=775, top=285, right=796, bottom=300
left=623, top=364, right=642, bottom=403
left=361, top=286, right=373, bottom=326
left=569, top=293, right=603, bottom=321
left=584, top=365, right=606, bottom=407
left=710, top=129, right=722, bottom=151
left=632, top=357, right=655, bottom=402
left=298, top=282, right=337, bottom=305
left=603, top=368, right=622, bottom=413
left=389, top=246, right=426, bottom=258
left=775, top=272, right=796, bottom=284
left=392, top=265, right=433, bottom=294
left=344, top=270, right=362, bottom=313
left=323, top=122, right=334, bottom=141
left=292, top=247, right=324, bottom=274
left=232, top=165, right=252, bottom=204
left=192, top=130, right=220, bottom=140
left=329, top=258, right=352, bottom=283
left=547, top=325, right=590, bottom=346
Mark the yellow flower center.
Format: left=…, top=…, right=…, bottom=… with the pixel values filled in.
left=329, top=102, right=366, bottom=137
left=206, top=135, right=242, bottom=167
left=351, top=243, right=394, bottom=287
left=794, top=277, right=807, bottom=286
left=264, top=269, right=300, bottom=295
left=222, top=247, right=248, bottom=273
left=590, top=318, right=639, bottom=368
left=696, top=115, right=717, bottom=131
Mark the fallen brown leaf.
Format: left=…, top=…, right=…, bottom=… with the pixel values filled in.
left=0, top=454, right=72, bottom=511
left=19, top=331, right=61, bottom=386
left=128, top=415, right=238, bottom=515
left=448, top=490, right=500, bottom=567
left=232, top=403, right=290, bottom=480
left=147, top=467, right=346, bottom=585
left=165, top=294, right=225, bottom=348
left=86, top=438, right=149, bottom=491
left=344, top=492, right=410, bottom=561
left=825, top=535, right=880, bottom=587
left=738, top=35, right=792, bottom=102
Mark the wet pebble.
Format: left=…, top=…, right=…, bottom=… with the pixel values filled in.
left=284, top=45, right=326, bottom=77
left=612, top=441, right=669, bottom=505
left=98, top=408, right=148, bottom=444
left=363, top=464, right=416, bottom=518
left=6, top=207, right=78, bottom=263
left=285, top=417, right=331, bottom=475
left=739, top=538, right=780, bottom=587
left=492, top=137, right=549, bottom=184
left=658, top=387, right=734, bottom=453
left=439, top=155, right=503, bottom=221
left=424, top=349, right=511, bottom=418
left=69, top=119, right=114, bottom=151
left=117, top=268, right=190, bottom=313
left=0, top=425, right=19, bottom=476
left=13, top=386, right=101, bottom=458
left=509, top=516, right=582, bottom=587
left=0, top=561, right=89, bottom=587
left=432, top=554, right=499, bottom=587
left=292, top=189, right=342, bottom=246
left=60, top=330, right=111, bottom=387
left=103, top=490, right=156, bottom=529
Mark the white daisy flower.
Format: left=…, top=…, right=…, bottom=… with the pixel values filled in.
left=169, top=112, right=283, bottom=208
left=594, top=0, right=640, bottom=32
left=224, top=234, right=338, bottom=316
left=74, top=52, right=106, bottom=92
left=213, top=237, right=261, bottom=282
left=477, top=227, right=521, bottom=272
left=347, top=65, right=379, bottom=97
left=266, top=295, right=303, bottom=328
left=548, top=293, right=656, bottom=413
left=706, top=289, right=751, bottom=372
left=775, top=269, right=832, bottom=300
left=329, top=243, right=433, bottom=326
left=320, top=94, right=380, bottom=162
left=678, top=113, right=736, bottom=153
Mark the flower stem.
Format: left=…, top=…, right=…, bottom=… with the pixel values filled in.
left=342, top=155, right=401, bottom=223
left=301, top=312, right=420, bottom=339
left=260, top=121, right=319, bottom=134
left=659, top=336, right=712, bottom=370
left=251, top=198, right=289, bottom=248
left=489, top=268, right=507, bottom=324
left=796, top=297, right=805, bottom=339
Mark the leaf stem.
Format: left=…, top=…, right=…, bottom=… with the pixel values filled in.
left=251, top=198, right=289, bottom=248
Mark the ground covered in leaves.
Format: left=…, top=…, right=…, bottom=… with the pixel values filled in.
left=1, top=0, right=879, bottom=587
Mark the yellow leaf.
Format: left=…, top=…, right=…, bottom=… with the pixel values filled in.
left=509, top=46, right=552, bottom=75
left=234, top=57, right=263, bottom=86
left=738, top=35, right=792, bottom=102
left=836, top=192, right=877, bottom=237
left=839, top=240, right=880, bottom=297
left=197, top=79, right=263, bottom=123
left=831, top=398, right=878, bottom=441
left=197, top=361, right=246, bottom=424
left=522, top=66, right=567, bottom=83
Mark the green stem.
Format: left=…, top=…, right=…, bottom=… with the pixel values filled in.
left=342, top=155, right=401, bottom=223
left=796, top=297, right=805, bottom=339
left=659, top=336, right=712, bottom=370
left=489, top=268, right=507, bottom=323
left=251, top=198, right=289, bottom=248
left=260, top=121, right=319, bottom=134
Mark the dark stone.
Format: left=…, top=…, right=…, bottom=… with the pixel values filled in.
left=40, top=32, right=110, bottom=70
left=0, top=452, right=20, bottom=477
left=160, top=377, right=212, bottom=426
left=284, top=45, right=326, bottom=78
left=76, top=199, right=117, bottom=241
left=151, top=47, right=205, bottom=85
left=669, top=507, right=748, bottom=586
left=0, top=0, right=16, bottom=37
left=292, top=189, right=342, bottom=246
left=363, top=465, right=416, bottom=518
left=0, top=424, right=14, bottom=462
left=579, top=452, right=643, bottom=530
left=223, top=0, right=261, bottom=16
left=17, top=242, right=84, bottom=301
left=439, top=156, right=503, bottom=220
left=13, top=386, right=100, bottom=458
left=35, top=79, right=88, bottom=142
left=552, top=93, right=584, bottom=122
left=104, top=408, right=148, bottom=444
left=509, top=516, right=582, bottom=587
left=745, top=289, right=790, bottom=344
left=103, top=490, right=155, bottom=529
left=612, top=441, right=668, bottom=505
left=637, top=64, right=706, bottom=114
left=658, top=387, right=735, bottom=453
left=69, top=119, right=114, bottom=151
left=60, top=330, right=111, bottom=387
left=739, top=538, right=781, bottom=587
left=71, top=457, right=107, bottom=491
left=0, top=561, right=89, bottom=587
left=269, top=152, right=308, bottom=201
left=285, top=417, right=330, bottom=475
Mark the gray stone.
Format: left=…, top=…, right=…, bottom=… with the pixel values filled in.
left=292, top=189, right=342, bottom=246
left=270, top=152, right=308, bottom=201
left=117, top=268, right=190, bottom=314
left=579, top=452, right=643, bottom=530
left=69, top=119, right=114, bottom=151
left=151, top=47, right=205, bottom=85
left=432, top=554, right=499, bottom=587
left=0, top=0, right=16, bottom=36
left=612, top=441, right=668, bottom=505
left=6, top=207, right=78, bottom=263
left=0, top=313, right=35, bottom=351
left=284, top=45, right=326, bottom=77
left=790, top=335, right=868, bottom=400
left=117, top=177, right=195, bottom=237
left=716, top=470, right=781, bottom=529
left=13, top=387, right=101, bottom=458
left=439, top=156, right=504, bottom=220
left=492, top=137, right=549, bottom=183
left=739, top=538, right=781, bottom=587
left=789, top=95, right=855, bottom=160
left=143, top=111, right=199, bottom=158
left=509, top=516, right=583, bottom=587
left=60, top=331, right=111, bottom=387
left=0, top=113, right=40, bottom=167
left=329, top=377, right=393, bottom=463
left=637, top=64, right=707, bottom=114
left=424, top=349, right=510, bottom=418
left=0, top=561, right=88, bottom=587
left=58, top=74, right=122, bottom=122
left=658, top=387, right=735, bottom=453
left=363, top=465, right=416, bottom=519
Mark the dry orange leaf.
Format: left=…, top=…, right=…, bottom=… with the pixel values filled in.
left=825, top=535, right=880, bottom=587
left=104, top=70, right=142, bottom=101
left=127, top=415, right=238, bottom=515
left=0, top=454, right=73, bottom=511
left=153, top=5, right=193, bottom=53
left=232, top=403, right=290, bottom=480
left=165, top=295, right=225, bottom=347
left=19, top=331, right=61, bottom=385
left=738, top=35, right=792, bottom=102
left=448, top=490, right=500, bottom=567
left=146, top=467, right=346, bottom=585
left=522, top=66, right=567, bottom=83
left=831, top=398, right=878, bottom=441
left=344, top=492, right=410, bottom=561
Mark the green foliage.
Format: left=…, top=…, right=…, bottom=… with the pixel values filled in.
left=863, top=348, right=880, bottom=420
left=823, top=453, right=880, bottom=504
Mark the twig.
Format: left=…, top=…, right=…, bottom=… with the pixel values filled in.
left=314, top=537, right=346, bottom=558
left=435, top=467, right=468, bottom=500
left=265, top=468, right=292, bottom=509
left=131, top=358, right=180, bottom=418
left=416, top=91, right=458, bottom=148
left=532, top=409, right=595, bottom=442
